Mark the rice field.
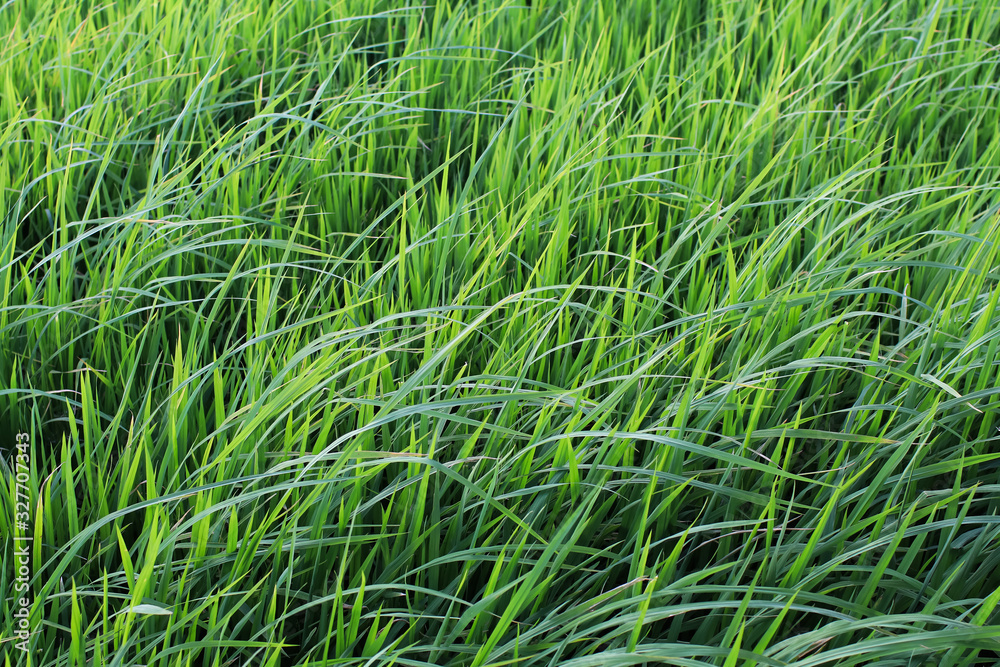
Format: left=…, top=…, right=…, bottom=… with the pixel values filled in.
left=2, top=0, right=1000, bottom=665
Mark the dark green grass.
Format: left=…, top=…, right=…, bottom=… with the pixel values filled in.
left=2, top=0, right=1000, bottom=665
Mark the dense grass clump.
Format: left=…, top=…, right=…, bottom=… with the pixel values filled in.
left=2, top=0, right=1000, bottom=664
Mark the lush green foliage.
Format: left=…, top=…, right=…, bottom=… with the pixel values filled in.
left=2, top=0, right=1000, bottom=664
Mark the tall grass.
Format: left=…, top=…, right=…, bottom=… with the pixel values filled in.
left=1, top=0, right=1000, bottom=664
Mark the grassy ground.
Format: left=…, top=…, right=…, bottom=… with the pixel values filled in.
left=2, top=0, right=1000, bottom=664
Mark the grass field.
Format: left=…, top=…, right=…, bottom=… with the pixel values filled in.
left=2, top=0, right=1000, bottom=664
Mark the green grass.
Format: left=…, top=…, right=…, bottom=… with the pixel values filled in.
left=1, top=0, right=1000, bottom=664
